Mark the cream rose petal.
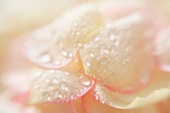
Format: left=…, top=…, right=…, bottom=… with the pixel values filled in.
left=30, top=69, right=94, bottom=104
left=91, top=69, right=170, bottom=109
left=82, top=91, right=160, bottom=113
left=22, top=4, right=103, bottom=69
left=80, top=11, right=153, bottom=92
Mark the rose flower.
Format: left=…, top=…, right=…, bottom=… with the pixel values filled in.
left=1, top=0, right=170, bottom=113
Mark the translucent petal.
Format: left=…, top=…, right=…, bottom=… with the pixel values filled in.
left=30, top=70, right=94, bottom=104
left=35, top=103, right=75, bottom=113
left=92, top=68, right=170, bottom=109
left=82, top=92, right=160, bottom=113
left=80, top=12, right=153, bottom=92
left=70, top=98, right=86, bottom=113
left=22, top=4, right=103, bottom=69
left=156, top=97, right=170, bottom=113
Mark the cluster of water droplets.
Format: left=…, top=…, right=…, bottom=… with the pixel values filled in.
left=80, top=12, right=153, bottom=89
left=24, top=5, right=103, bottom=68
left=32, top=70, right=93, bottom=103
left=94, top=85, right=111, bottom=105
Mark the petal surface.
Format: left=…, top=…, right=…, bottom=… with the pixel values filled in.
left=22, top=4, right=103, bottom=69
left=91, top=68, right=170, bottom=109
left=82, top=92, right=160, bottom=113
left=80, top=12, right=153, bottom=92
left=35, top=103, right=74, bottom=113
left=30, top=69, right=94, bottom=104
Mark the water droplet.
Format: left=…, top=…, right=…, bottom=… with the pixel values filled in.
left=85, top=61, right=91, bottom=67
left=89, top=51, right=94, bottom=57
left=61, top=50, right=68, bottom=57
left=64, top=86, right=69, bottom=92
left=100, top=57, right=107, bottom=65
left=74, top=59, right=78, bottom=62
left=70, top=93, right=74, bottom=100
left=94, top=88, right=98, bottom=92
left=95, top=94, right=100, bottom=100
left=49, top=70, right=55, bottom=73
left=54, top=89, right=59, bottom=98
left=110, top=34, right=116, bottom=41
left=77, top=41, right=82, bottom=47
left=101, top=100, right=105, bottom=104
left=45, top=79, right=50, bottom=83
left=54, top=60, right=61, bottom=65
left=38, top=54, right=51, bottom=63
left=65, top=72, right=70, bottom=75
left=68, top=52, right=73, bottom=58
left=58, top=93, right=63, bottom=99
left=94, top=37, right=100, bottom=42
left=59, top=81, right=66, bottom=91
left=79, top=76, right=91, bottom=87
left=52, top=79, right=58, bottom=84
left=47, top=97, right=52, bottom=101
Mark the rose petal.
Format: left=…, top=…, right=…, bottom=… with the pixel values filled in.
left=82, top=92, right=160, bottom=113
left=156, top=97, right=170, bottom=113
left=34, top=103, right=75, bottom=113
left=71, top=98, right=86, bottom=113
left=30, top=69, right=94, bottom=104
left=91, top=68, right=170, bottom=109
left=80, top=12, right=153, bottom=93
left=22, top=4, right=103, bottom=69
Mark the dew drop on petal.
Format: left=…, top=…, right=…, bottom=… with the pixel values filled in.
left=95, top=94, right=100, bottom=100
left=79, top=76, right=92, bottom=87
left=99, top=57, right=108, bottom=65
left=47, top=97, right=52, bottom=101
left=38, top=54, right=51, bottom=63
left=88, top=51, right=94, bottom=57
left=61, top=50, right=68, bottom=57
left=54, top=60, right=62, bottom=66
left=59, top=81, right=66, bottom=91
left=85, top=61, right=91, bottom=67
